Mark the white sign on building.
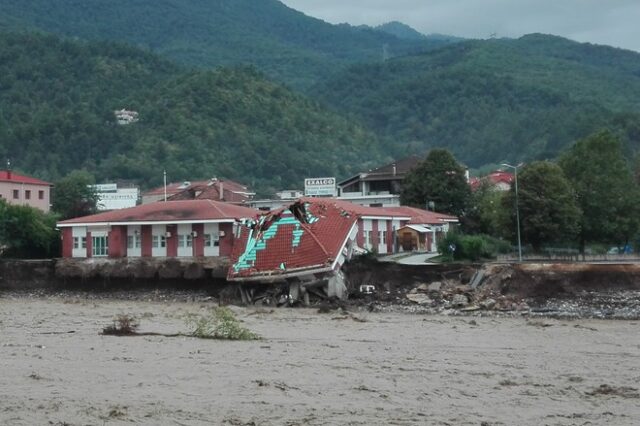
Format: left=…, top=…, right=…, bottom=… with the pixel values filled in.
left=92, top=184, right=140, bottom=211
left=304, top=177, right=337, bottom=197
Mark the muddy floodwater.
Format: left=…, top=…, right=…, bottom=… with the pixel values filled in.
left=1, top=295, right=639, bottom=425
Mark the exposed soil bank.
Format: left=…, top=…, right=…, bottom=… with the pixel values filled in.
left=0, top=258, right=229, bottom=290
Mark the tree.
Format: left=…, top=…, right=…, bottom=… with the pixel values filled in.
left=52, top=170, right=99, bottom=220
left=559, top=130, right=640, bottom=252
left=400, top=149, right=471, bottom=216
left=503, top=161, right=581, bottom=251
left=463, top=180, right=509, bottom=238
left=0, top=199, right=59, bottom=258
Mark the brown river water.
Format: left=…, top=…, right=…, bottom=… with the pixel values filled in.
left=1, top=295, right=639, bottom=425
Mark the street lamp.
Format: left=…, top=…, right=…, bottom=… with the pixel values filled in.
left=501, top=163, right=522, bottom=262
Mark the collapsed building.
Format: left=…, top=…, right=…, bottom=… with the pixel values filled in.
left=228, top=199, right=359, bottom=302
left=228, top=198, right=458, bottom=303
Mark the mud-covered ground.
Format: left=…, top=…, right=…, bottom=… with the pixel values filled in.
left=1, top=293, right=639, bottom=425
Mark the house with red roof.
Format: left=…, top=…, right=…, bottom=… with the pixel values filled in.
left=228, top=198, right=459, bottom=286
left=57, top=200, right=258, bottom=259
left=0, top=169, right=52, bottom=212
left=469, top=170, right=514, bottom=191
left=142, top=178, right=254, bottom=205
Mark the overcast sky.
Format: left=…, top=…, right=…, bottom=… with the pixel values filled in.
left=280, top=0, right=640, bottom=52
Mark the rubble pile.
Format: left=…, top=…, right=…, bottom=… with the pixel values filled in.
left=363, top=263, right=640, bottom=319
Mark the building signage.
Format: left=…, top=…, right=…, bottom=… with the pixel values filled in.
left=93, top=184, right=139, bottom=210
left=304, top=177, right=337, bottom=197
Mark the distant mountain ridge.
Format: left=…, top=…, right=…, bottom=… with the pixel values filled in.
left=0, top=0, right=456, bottom=88
left=373, top=21, right=464, bottom=43
left=312, top=33, right=640, bottom=166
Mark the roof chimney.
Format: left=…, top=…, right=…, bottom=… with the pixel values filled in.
left=6, top=159, right=11, bottom=180
left=219, top=182, right=224, bottom=200
left=392, top=163, right=397, bottom=176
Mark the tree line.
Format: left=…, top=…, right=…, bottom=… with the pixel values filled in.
left=401, top=130, right=640, bottom=257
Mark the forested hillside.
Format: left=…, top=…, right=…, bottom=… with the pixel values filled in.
left=0, top=32, right=383, bottom=194
left=312, top=34, right=640, bottom=166
left=0, top=0, right=453, bottom=89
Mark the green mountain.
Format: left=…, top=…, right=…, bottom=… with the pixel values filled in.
left=312, top=34, right=640, bottom=166
left=0, top=32, right=383, bottom=194
left=375, top=22, right=428, bottom=40
left=0, top=0, right=453, bottom=89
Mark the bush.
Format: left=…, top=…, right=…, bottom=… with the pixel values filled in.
left=102, top=314, right=139, bottom=336
left=185, top=307, right=259, bottom=340
left=439, top=232, right=510, bottom=261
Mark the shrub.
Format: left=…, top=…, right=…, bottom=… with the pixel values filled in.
left=102, top=314, right=139, bottom=335
left=439, top=232, right=510, bottom=261
left=185, top=307, right=259, bottom=340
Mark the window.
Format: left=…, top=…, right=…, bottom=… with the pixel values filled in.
left=13, top=189, right=19, bottom=199
left=38, top=190, right=44, bottom=200
left=204, top=232, right=220, bottom=247
left=378, top=231, right=383, bottom=245
left=365, top=231, right=372, bottom=247
left=382, top=231, right=387, bottom=244
left=152, top=235, right=166, bottom=248
left=178, top=234, right=193, bottom=248
left=73, top=237, right=88, bottom=250
left=127, top=235, right=141, bottom=249
left=92, top=236, right=108, bottom=257
left=25, top=190, right=31, bottom=200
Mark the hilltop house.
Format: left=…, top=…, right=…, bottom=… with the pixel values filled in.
left=469, top=170, right=514, bottom=191
left=0, top=170, right=52, bottom=212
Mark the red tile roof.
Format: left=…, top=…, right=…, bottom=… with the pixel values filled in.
left=143, top=180, right=211, bottom=197
left=58, top=200, right=258, bottom=225
left=228, top=199, right=358, bottom=280
left=299, top=197, right=410, bottom=219
left=469, top=171, right=514, bottom=190
left=0, top=170, right=51, bottom=186
left=167, top=179, right=253, bottom=204
left=384, top=206, right=458, bottom=224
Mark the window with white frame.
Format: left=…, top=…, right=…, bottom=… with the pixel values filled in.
left=73, top=237, right=87, bottom=249
left=127, top=234, right=141, bottom=249
left=365, top=231, right=372, bottom=247
left=204, top=232, right=220, bottom=247
left=382, top=231, right=387, bottom=244
left=178, top=234, right=193, bottom=248
left=152, top=235, right=166, bottom=248
left=92, top=236, right=108, bottom=257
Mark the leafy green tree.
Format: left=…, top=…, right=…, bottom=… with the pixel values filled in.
left=503, top=161, right=581, bottom=251
left=52, top=170, right=99, bottom=220
left=0, top=199, right=59, bottom=258
left=463, top=180, right=509, bottom=237
left=400, top=149, right=470, bottom=216
left=559, top=130, right=640, bottom=252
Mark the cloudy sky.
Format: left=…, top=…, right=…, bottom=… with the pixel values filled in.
left=280, top=0, right=640, bottom=52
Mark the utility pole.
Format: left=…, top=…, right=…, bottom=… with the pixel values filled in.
left=502, top=163, right=522, bottom=261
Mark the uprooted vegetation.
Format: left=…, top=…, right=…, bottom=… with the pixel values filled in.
left=100, top=308, right=259, bottom=340
left=102, top=314, right=140, bottom=336
left=185, top=307, right=260, bottom=340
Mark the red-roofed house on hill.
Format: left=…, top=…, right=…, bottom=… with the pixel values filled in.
left=0, top=169, right=52, bottom=212
left=469, top=170, right=514, bottom=191
left=57, top=200, right=258, bottom=259
left=142, top=178, right=254, bottom=205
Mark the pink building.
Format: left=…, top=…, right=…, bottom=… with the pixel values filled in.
left=0, top=170, right=52, bottom=212
left=57, top=200, right=258, bottom=259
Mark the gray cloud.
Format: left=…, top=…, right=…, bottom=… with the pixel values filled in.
left=280, top=0, right=640, bottom=52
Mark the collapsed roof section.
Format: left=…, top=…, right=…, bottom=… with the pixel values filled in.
left=228, top=199, right=359, bottom=282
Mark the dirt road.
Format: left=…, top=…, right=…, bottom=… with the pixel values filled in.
left=1, top=296, right=638, bottom=425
